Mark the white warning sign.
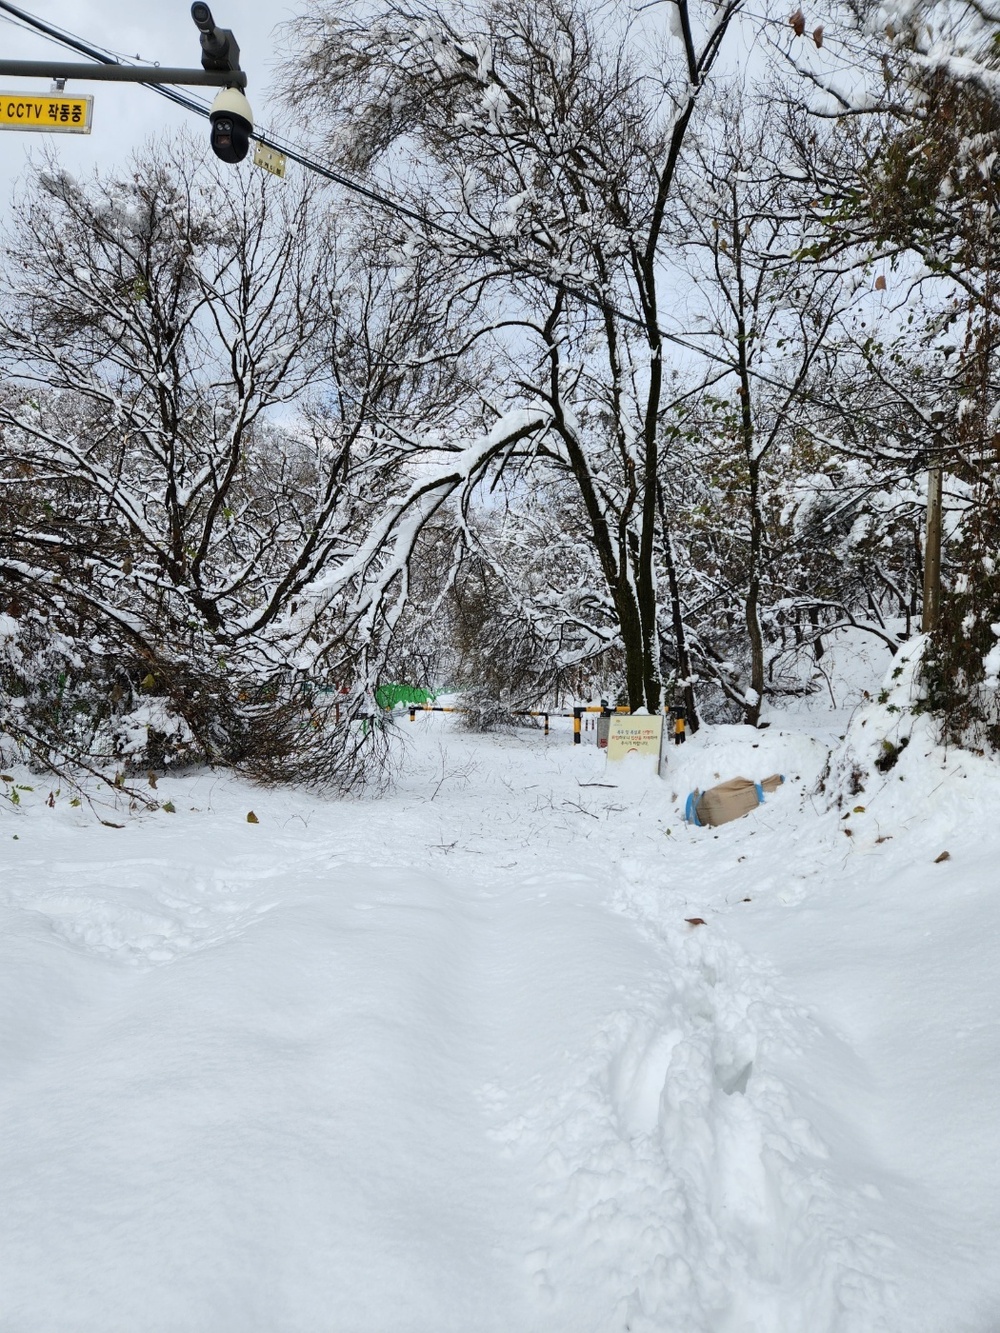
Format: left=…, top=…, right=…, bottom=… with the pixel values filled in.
left=606, top=713, right=663, bottom=762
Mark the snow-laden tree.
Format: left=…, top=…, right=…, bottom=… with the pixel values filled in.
left=777, top=0, right=1000, bottom=744
left=0, top=141, right=457, bottom=781
left=661, top=103, right=855, bottom=723
left=280, top=0, right=748, bottom=712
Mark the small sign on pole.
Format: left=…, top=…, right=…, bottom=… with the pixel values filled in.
left=253, top=142, right=287, bottom=178
left=0, top=92, right=93, bottom=133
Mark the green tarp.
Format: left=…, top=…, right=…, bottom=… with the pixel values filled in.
left=374, top=683, right=437, bottom=710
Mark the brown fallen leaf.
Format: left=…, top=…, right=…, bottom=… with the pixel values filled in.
left=875, top=275, right=887, bottom=291
left=247, top=810, right=260, bottom=824
left=685, top=917, right=707, bottom=927
left=934, top=850, right=950, bottom=863
left=147, top=770, right=158, bottom=789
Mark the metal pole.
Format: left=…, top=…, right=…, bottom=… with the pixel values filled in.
left=0, top=60, right=246, bottom=86
left=923, top=461, right=943, bottom=633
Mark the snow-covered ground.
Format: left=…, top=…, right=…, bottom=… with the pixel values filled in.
left=2, top=645, right=999, bottom=1331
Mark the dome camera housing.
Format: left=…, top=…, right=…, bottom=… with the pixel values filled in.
left=209, top=86, right=253, bottom=163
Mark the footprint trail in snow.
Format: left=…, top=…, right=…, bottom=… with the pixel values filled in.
left=1, top=718, right=981, bottom=1332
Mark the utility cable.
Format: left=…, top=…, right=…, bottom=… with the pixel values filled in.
left=0, top=0, right=845, bottom=403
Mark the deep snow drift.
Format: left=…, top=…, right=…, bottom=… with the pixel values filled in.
left=2, top=647, right=999, bottom=1332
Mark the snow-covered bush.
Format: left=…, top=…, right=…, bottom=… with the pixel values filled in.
left=824, top=637, right=926, bottom=804
left=0, top=140, right=437, bottom=788
left=0, top=602, right=205, bottom=775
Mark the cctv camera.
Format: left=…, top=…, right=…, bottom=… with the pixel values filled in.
left=209, top=85, right=253, bottom=164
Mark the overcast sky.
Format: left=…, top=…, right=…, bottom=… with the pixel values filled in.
left=0, top=0, right=294, bottom=198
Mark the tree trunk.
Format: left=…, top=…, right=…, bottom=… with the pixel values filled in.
left=614, top=576, right=649, bottom=711
left=657, top=479, right=699, bottom=730
left=745, top=456, right=764, bottom=727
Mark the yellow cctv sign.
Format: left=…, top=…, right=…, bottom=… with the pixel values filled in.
left=0, top=92, right=93, bottom=133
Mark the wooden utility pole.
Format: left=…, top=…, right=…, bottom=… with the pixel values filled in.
left=922, top=454, right=943, bottom=633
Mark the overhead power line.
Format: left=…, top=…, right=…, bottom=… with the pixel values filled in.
left=0, top=0, right=818, bottom=398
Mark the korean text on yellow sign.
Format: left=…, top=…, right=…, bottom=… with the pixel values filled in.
left=0, top=94, right=93, bottom=134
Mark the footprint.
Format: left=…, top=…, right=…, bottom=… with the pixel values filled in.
left=610, top=1026, right=683, bottom=1138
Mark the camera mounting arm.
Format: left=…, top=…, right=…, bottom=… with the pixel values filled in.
left=190, top=2, right=242, bottom=78
left=0, top=60, right=246, bottom=87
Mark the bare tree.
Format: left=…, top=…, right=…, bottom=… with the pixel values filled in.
left=280, top=0, right=747, bottom=712
left=666, top=104, right=851, bottom=721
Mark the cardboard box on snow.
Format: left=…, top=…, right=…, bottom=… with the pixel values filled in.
left=687, top=774, right=784, bottom=827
